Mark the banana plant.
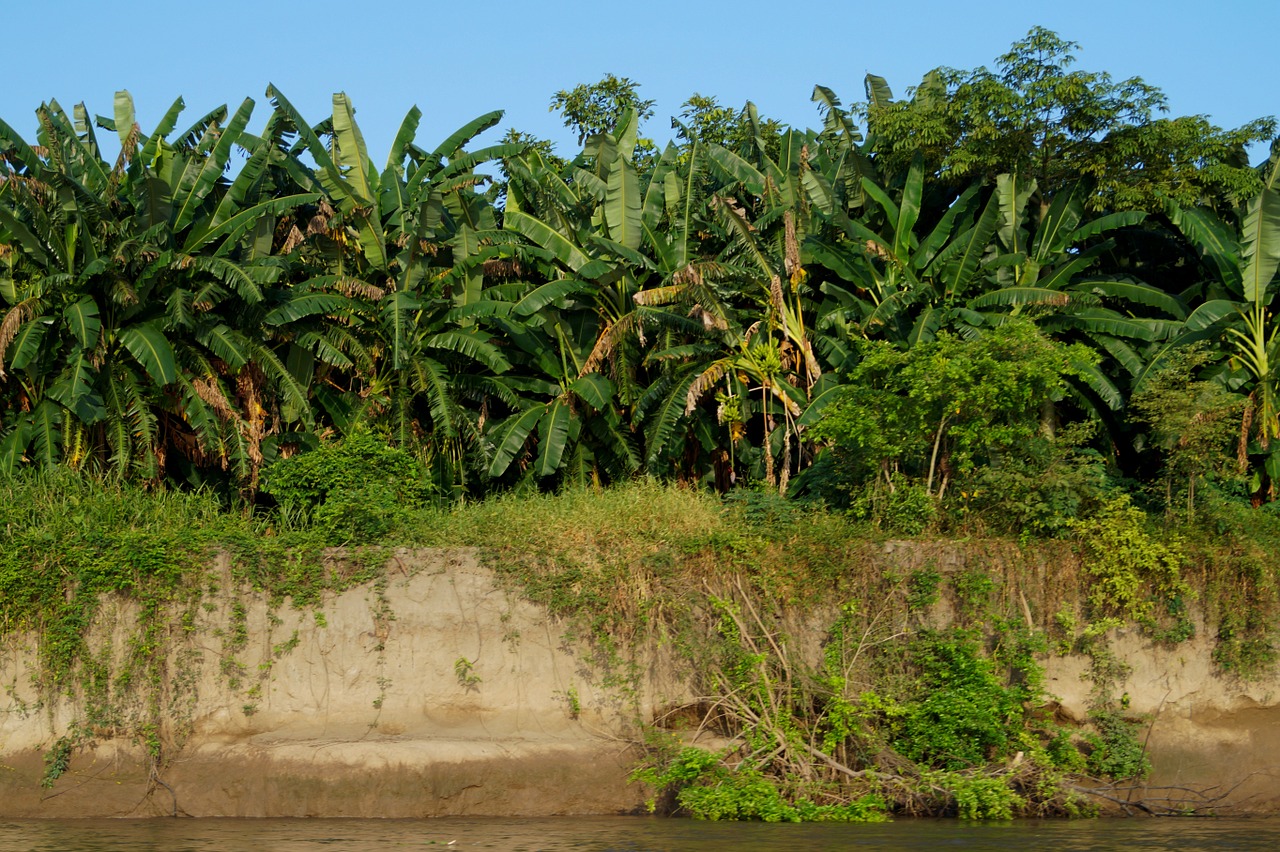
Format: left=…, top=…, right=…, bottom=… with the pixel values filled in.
left=1160, top=155, right=1280, bottom=461
left=483, top=308, right=636, bottom=484
left=259, top=90, right=527, bottom=491
left=0, top=98, right=292, bottom=476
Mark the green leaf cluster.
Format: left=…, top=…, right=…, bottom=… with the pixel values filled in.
left=260, top=430, right=431, bottom=543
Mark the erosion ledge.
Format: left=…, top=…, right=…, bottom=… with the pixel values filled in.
left=1, top=548, right=1278, bottom=817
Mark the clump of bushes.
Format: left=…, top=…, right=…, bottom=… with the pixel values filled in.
left=260, top=431, right=432, bottom=544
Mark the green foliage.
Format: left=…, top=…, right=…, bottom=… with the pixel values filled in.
left=454, top=657, right=481, bottom=690
left=813, top=322, right=1093, bottom=530
left=951, top=569, right=994, bottom=622
left=3, top=470, right=1255, bottom=819
left=863, top=26, right=1274, bottom=210
left=929, top=771, right=1024, bottom=820
left=676, top=94, right=785, bottom=157
left=41, top=734, right=76, bottom=788
left=1070, top=495, right=1190, bottom=624
left=964, top=423, right=1111, bottom=537
left=0, top=34, right=1275, bottom=507
left=883, top=630, right=1029, bottom=769
left=849, top=476, right=936, bottom=535
left=632, top=740, right=887, bottom=823
left=1130, top=344, right=1244, bottom=517
left=1084, top=709, right=1151, bottom=781
left=260, top=431, right=431, bottom=544
left=678, top=771, right=886, bottom=823
left=550, top=74, right=655, bottom=143
left=907, top=568, right=942, bottom=611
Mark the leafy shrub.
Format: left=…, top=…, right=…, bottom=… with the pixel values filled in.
left=808, top=318, right=1090, bottom=521
left=951, top=569, right=995, bottom=622
left=1083, top=709, right=1150, bottom=780
left=1070, top=495, right=1189, bottom=624
left=632, top=741, right=886, bottom=823
left=930, top=771, right=1024, bottom=819
left=261, top=431, right=431, bottom=544
left=1129, top=343, right=1244, bottom=518
left=907, top=568, right=942, bottom=611
left=41, top=735, right=77, bottom=788
left=964, top=424, right=1111, bottom=537
left=886, top=631, right=1027, bottom=769
left=850, top=476, right=936, bottom=535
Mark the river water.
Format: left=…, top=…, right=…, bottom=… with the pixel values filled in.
left=2, top=816, right=1278, bottom=851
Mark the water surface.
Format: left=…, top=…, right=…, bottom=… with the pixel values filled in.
left=2, top=816, right=1278, bottom=851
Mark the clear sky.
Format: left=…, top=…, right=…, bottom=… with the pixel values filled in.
left=7, top=0, right=1277, bottom=163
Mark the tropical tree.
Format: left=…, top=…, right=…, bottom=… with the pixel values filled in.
left=861, top=27, right=1274, bottom=212
left=259, top=89, right=524, bottom=493
left=1155, top=154, right=1280, bottom=496
left=0, top=94, right=307, bottom=479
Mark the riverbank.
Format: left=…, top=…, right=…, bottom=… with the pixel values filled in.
left=2, top=481, right=1279, bottom=818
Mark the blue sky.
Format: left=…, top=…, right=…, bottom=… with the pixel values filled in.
left=9, top=1, right=1277, bottom=163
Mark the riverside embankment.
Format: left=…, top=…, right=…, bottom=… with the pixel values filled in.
left=2, top=540, right=1278, bottom=818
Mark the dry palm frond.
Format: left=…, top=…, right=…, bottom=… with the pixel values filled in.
left=5, top=174, right=56, bottom=206
left=689, top=305, right=728, bottom=331
left=633, top=285, right=683, bottom=307
left=778, top=429, right=792, bottom=496
left=280, top=225, right=306, bottom=254
left=235, top=368, right=267, bottom=489
left=1239, top=393, right=1256, bottom=474
left=335, top=277, right=385, bottom=300
left=111, top=122, right=141, bottom=177
left=193, top=376, right=237, bottom=421
left=0, top=299, right=37, bottom=378
left=864, top=239, right=892, bottom=262
left=686, top=360, right=730, bottom=414
left=783, top=209, right=801, bottom=278
left=309, top=199, right=338, bottom=236
left=636, top=264, right=733, bottom=330
left=581, top=312, right=644, bottom=376
left=717, top=195, right=753, bottom=228
left=671, top=263, right=704, bottom=288
left=800, top=337, right=821, bottom=387
left=442, top=175, right=487, bottom=193
left=482, top=258, right=525, bottom=279
left=770, top=274, right=786, bottom=318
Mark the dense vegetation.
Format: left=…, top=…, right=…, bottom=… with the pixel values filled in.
left=2, top=28, right=1276, bottom=519
left=4, top=28, right=1280, bottom=820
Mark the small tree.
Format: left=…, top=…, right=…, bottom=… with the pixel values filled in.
left=810, top=322, right=1096, bottom=530
left=260, top=431, right=432, bottom=543
left=863, top=27, right=1274, bottom=211
left=550, top=74, right=655, bottom=143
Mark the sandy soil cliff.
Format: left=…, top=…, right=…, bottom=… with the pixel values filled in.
left=1, top=548, right=1278, bottom=817
left=0, top=550, right=682, bottom=817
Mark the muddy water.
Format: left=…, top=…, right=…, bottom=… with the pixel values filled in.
left=2, top=816, right=1278, bottom=851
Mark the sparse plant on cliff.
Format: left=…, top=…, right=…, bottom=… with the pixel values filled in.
left=40, top=734, right=76, bottom=788
left=454, top=657, right=481, bottom=690
left=1082, top=709, right=1151, bottom=781
left=631, top=578, right=1102, bottom=820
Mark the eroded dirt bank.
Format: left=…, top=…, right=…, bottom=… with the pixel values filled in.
left=0, top=550, right=679, bottom=817
left=1, top=547, right=1278, bottom=817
